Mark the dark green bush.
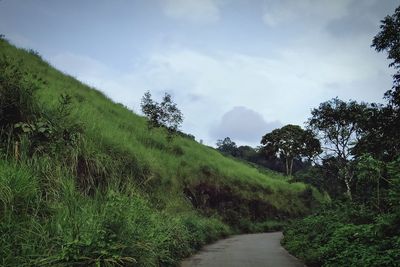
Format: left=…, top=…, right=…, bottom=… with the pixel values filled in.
left=0, top=56, right=82, bottom=161
left=0, top=56, right=39, bottom=131
left=282, top=203, right=400, bottom=267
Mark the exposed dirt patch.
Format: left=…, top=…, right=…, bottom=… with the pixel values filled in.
left=184, top=182, right=290, bottom=227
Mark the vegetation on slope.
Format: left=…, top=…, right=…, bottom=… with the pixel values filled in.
left=0, top=37, right=323, bottom=266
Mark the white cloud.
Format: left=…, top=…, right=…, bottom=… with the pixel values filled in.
left=162, top=0, right=221, bottom=24
left=262, top=0, right=351, bottom=28
left=138, top=43, right=390, bottom=123
left=49, top=38, right=392, bottom=146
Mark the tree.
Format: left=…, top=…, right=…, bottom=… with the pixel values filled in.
left=140, top=91, right=161, bottom=128
left=261, top=124, right=321, bottom=176
left=372, top=5, right=400, bottom=107
left=307, top=98, right=368, bottom=198
left=216, top=137, right=238, bottom=156
left=366, top=5, right=400, bottom=160
left=140, top=91, right=183, bottom=136
left=369, top=4, right=400, bottom=215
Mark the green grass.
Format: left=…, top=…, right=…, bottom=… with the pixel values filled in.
left=0, top=38, right=326, bottom=266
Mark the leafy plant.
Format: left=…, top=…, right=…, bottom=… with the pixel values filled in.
left=0, top=56, right=38, bottom=131
left=140, top=91, right=183, bottom=138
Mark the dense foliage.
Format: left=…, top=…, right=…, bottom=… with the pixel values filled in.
left=284, top=156, right=400, bottom=266
left=282, top=203, right=400, bottom=267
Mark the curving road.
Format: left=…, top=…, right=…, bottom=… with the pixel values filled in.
left=181, top=232, right=305, bottom=267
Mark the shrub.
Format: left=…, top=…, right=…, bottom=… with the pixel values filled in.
left=282, top=203, right=400, bottom=267
left=0, top=56, right=38, bottom=131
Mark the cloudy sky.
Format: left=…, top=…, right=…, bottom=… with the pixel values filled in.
left=0, top=0, right=397, bottom=146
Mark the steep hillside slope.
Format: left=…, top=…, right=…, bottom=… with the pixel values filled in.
left=0, top=38, right=324, bottom=266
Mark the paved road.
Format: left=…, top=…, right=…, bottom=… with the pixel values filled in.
left=181, top=232, right=305, bottom=267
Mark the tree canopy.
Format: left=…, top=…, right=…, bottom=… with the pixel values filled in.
left=308, top=98, right=368, bottom=160
left=216, top=137, right=238, bottom=156
left=261, top=124, right=321, bottom=176
left=307, top=98, right=370, bottom=198
left=372, top=5, right=400, bottom=107
left=366, top=6, right=400, bottom=160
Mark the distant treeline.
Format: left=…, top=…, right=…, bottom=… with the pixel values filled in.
left=215, top=137, right=311, bottom=175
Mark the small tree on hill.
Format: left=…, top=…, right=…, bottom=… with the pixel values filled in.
left=261, top=124, right=321, bottom=176
left=141, top=91, right=161, bottom=128
left=140, top=91, right=183, bottom=137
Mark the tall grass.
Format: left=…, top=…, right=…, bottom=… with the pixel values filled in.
left=0, top=159, right=230, bottom=266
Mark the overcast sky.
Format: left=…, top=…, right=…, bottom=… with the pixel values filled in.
left=0, top=0, right=397, bottom=146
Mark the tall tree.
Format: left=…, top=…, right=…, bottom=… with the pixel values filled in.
left=372, top=5, right=400, bottom=107
left=365, top=5, right=400, bottom=160
left=369, top=4, right=400, bottom=214
left=307, top=98, right=368, bottom=198
left=261, top=124, right=321, bottom=176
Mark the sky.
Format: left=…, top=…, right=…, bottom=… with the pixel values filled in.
left=0, top=0, right=398, bottom=147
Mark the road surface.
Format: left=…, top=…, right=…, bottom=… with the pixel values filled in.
left=181, top=232, right=305, bottom=267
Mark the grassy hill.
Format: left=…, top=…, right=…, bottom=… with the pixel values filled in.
left=0, top=38, right=325, bottom=266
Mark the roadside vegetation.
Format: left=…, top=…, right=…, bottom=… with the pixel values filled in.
left=0, top=35, right=324, bottom=266
left=282, top=6, right=400, bottom=267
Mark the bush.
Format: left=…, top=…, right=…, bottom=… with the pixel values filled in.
left=0, top=56, right=82, bottom=160
left=282, top=203, right=400, bottom=267
left=0, top=56, right=39, bottom=131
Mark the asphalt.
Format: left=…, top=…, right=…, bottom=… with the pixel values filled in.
left=180, top=232, right=305, bottom=267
